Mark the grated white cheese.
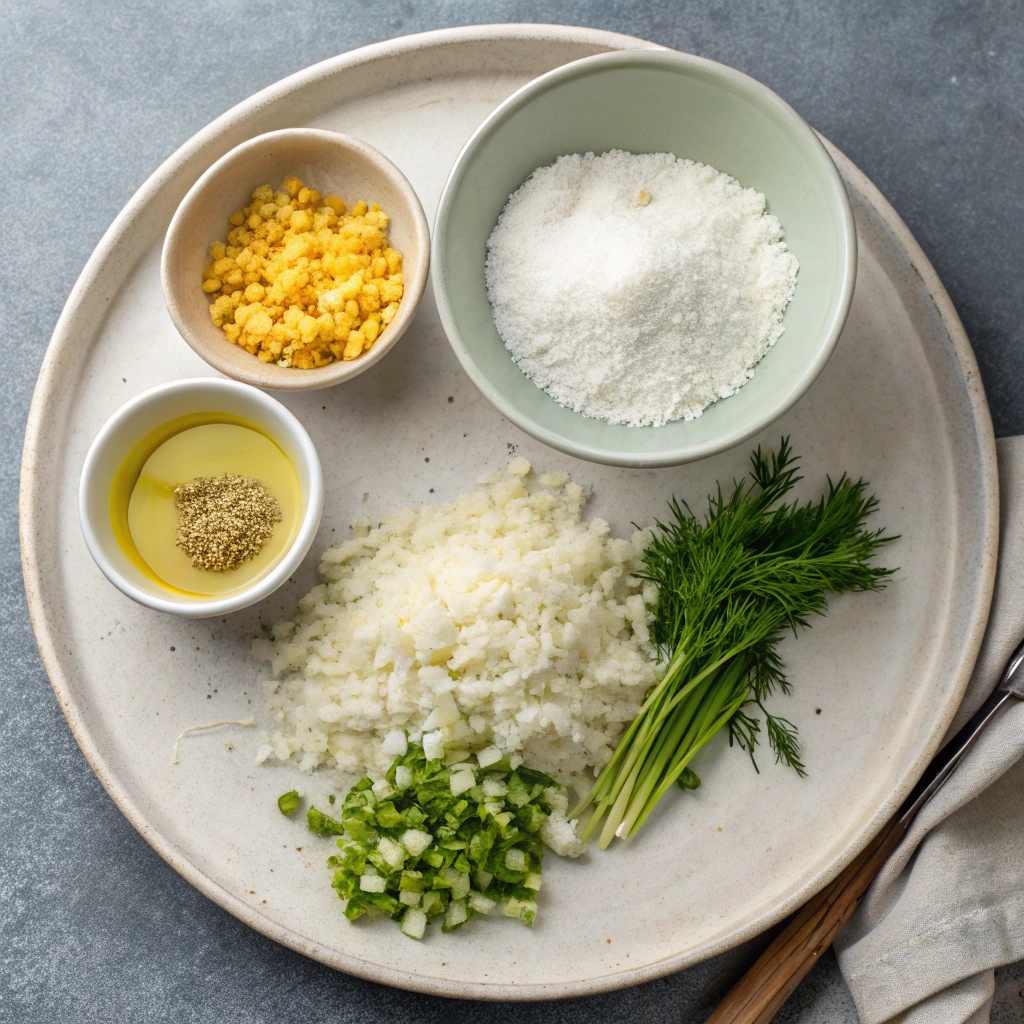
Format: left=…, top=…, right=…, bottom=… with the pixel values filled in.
left=485, top=150, right=799, bottom=427
left=255, top=461, right=658, bottom=779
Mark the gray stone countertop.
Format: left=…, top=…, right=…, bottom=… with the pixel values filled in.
left=2, top=1, right=1023, bottom=1021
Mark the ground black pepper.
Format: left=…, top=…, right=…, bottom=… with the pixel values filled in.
left=174, top=473, right=281, bottom=571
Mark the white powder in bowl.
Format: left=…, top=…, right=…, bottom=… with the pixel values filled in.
left=485, top=150, right=799, bottom=428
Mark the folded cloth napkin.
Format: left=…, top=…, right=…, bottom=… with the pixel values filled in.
left=835, top=436, right=1024, bottom=1023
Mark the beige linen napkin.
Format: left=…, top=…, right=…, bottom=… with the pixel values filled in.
left=835, top=435, right=1024, bottom=1023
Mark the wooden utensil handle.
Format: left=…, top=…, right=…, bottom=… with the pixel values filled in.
left=705, top=813, right=909, bottom=1024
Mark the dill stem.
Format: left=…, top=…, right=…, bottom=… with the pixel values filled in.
left=583, top=680, right=682, bottom=841
left=619, top=658, right=747, bottom=838
left=581, top=671, right=688, bottom=833
left=596, top=757, right=644, bottom=848
left=612, top=671, right=716, bottom=838
left=577, top=638, right=755, bottom=834
left=626, top=688, right=750, bottom=838
left=572, top=645, right=691, bottom=820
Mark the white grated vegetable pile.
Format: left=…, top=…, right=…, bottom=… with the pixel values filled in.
left=255, top=459, right=658, bottom=779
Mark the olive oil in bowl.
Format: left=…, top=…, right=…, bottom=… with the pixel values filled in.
left=111, top=415, right=301, bottom=596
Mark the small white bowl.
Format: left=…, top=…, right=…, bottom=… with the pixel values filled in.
left=162, top=128, right=430, bottom=391
left=79, top=378, right=323, bottom=617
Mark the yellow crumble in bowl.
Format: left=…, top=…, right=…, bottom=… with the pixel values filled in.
left=204, top=176, right=404, bottom=369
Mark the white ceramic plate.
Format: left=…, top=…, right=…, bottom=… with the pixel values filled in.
left=20, top=24, right=997, bottom=1001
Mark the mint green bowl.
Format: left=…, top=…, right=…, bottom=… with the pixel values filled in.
left=432, top=50, right=856, bottom=467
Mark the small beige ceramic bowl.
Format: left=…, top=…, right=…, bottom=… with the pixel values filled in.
left=162, top=129, right=430, bottom=391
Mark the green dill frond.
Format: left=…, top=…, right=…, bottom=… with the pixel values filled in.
left=762, top=709, right=807, bottom=776
left=728, top=706, right=762, bottom=771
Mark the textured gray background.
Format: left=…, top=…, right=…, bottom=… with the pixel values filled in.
left=3, top=1, right=1024, bottom=1021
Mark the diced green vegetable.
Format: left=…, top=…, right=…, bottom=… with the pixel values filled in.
left=516, top=802, right=547, bottom=833
left=441, top=867, right=470, bottom=901
left=449, top=767, right=476, bottom=797
left=443, top=900, right=468, bottom=932
left=307, top=807, right=345, bottom=836
left=502, top=896, right=538, bottom=925
left=469, top=892, right=497, bottom=914
left=401, top=829, right=433, bottom=856
left=308, top=745, right=579, bottom=938
left=482, top=777, right=508, bottom=798
left=402, top=907, right=427, bottom=939
left=374, top=802, right=404, bottom=829
left=504, top=848, right=526, bottom=872
left=277, top=790, right=300, bottom=816
left=477, top=746, right=503, bottom=768
left=506, top=774, right=533, bottom=808
left=399, top=870, right=425, bottom=892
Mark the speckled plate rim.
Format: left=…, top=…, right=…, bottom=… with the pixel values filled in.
left=19, top=24, right=998, bottom=1002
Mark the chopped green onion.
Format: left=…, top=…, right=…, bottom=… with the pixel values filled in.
left=401, top=907, right=427, bottom=939
left=307, top=744, right=583, bottom=937
left=277, top=790, right=300, bottom=816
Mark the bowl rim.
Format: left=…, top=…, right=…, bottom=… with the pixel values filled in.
left=431, top=48, right=858, bottom=468
left=161, top=127, right=430, bottom=392
left=78, top=377, right=324, bottom=617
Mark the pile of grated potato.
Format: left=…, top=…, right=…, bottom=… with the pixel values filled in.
left=255, top=459, right=658, bottom=780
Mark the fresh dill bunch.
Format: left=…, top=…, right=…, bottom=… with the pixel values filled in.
left=573, top=439, right=897, bottom=849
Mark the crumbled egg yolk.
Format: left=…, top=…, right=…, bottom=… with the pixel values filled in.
left=203, top=176, right=404, bottom=369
